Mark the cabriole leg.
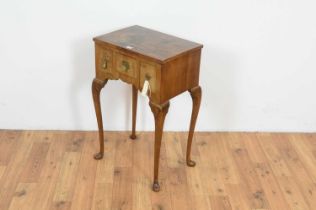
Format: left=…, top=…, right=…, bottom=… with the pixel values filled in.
left=186, top=86, right=202, bottom=167
left=130, top=85, right=138, bottom=139
left=149, top=101, right=170, bottom=192
left=92, top=78, right=108, bottom=160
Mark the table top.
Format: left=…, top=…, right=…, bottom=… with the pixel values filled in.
left=93, top=25, right=203, bottom=63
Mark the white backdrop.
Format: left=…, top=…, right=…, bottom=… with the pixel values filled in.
left=0, top=0, right=316, bottom=132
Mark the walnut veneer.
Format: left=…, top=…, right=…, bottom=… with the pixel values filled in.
left=91, top=25, right=203, bottom=192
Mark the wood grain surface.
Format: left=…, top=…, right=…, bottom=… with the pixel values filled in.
left=93, top=25, right=203, bottom=63
left=0, top=130, right=315, bottom=210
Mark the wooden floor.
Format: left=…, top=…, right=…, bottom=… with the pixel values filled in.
left=0, top=131, right=316, bottom=210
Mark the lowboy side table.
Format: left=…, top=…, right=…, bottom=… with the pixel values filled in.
left=92, top=25, right=203, bottom=192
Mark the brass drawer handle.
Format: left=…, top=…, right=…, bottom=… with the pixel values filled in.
left=145, top=74, right=151, bottom=81
left=121, top=60, right=130, bottom=72
left=102, top=58, right=108, bottom=69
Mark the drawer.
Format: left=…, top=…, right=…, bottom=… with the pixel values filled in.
left=115, top=53, right=138, bottom=78
left=98, top=47, right=113, bottom=73
left=95, top=45, right=116, bottom=80
left=140, top=62, right=159, bottom=94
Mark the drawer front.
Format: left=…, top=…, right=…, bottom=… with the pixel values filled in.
left=140, top=62, right=159, bottom=94
left=115, top=53, right=138, bottom=78
left=95, top=44, right=162, bottom=93
left=95, top=45, right=115, bottom=80
left=98, top=47, right=113, bottom=73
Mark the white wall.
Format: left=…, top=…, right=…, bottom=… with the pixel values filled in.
left=0, top=0, right=316, bottom=132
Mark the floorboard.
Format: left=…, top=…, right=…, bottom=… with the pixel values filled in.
left=0, top=130, right=315, bottom=210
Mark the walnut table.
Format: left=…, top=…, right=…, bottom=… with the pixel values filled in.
left=92, top=25, right=203, bottom=192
